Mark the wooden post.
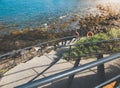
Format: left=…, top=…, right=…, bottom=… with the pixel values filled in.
left=97, top=54, right=106, bottom=83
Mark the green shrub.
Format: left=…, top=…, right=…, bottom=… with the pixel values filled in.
left=62, top=29, right=120, bottom=61
left=108, top=28, right=120, bottom=38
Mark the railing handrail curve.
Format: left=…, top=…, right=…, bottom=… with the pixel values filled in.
left=15, top=52, right=120, bottom=88
left=57, top=38, right=120, bottom=48
left=95, top=74, right=120, bottom=88
left=1, top=37, right=120, bottom=59
left=0, top=36, right=74, bottom=58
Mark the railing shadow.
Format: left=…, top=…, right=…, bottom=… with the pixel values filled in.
left=40, top=71, right=100, bottom=88
left=0, top=36, right=75, bottom=76
left=0, top=62, right=71, bottom=87
left=105, top=59, right=120, bottom=79
left=0, top=44, right=73, bottom=87
left=1, top=38, right=120, bottom=88
left=40, top=59, right=120, bottom=88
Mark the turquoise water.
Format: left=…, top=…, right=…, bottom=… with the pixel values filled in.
left=0, top=0, right=97, bottom=29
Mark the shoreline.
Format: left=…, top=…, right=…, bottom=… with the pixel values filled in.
left=0, top=1, right=120, bottom=33
left=0, top=3, right=120, bottom=54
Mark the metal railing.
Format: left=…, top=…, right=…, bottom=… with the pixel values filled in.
left=58, top=38, right=120, bottom=59
left=0, top=36, right=74, bottom=58
left=0, top=36, right=75, bottom=75
left=21, top=38, right=120, bottom=84
left=95, top=75, right=120, bottom=88
left=15, top=52, right=120, bottom=88
left=0, top=37, right=120, bottom=88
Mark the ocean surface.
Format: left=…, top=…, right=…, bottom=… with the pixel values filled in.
left=0, top=0, right=119, bottom=29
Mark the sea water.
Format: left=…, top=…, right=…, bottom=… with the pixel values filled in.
left=0, top=0, right=119, bottom=29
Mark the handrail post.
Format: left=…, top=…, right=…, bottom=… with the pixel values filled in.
left=67, top=57, right=81, bottom=88
left=13, top=54, right=17, bottom=66
left=97, top=54, right=106, bottom=83
left=62, top=41, right=64, bottom=46
left=68, top=45, right=71, bottom=61
left=54, top=45, right=57, bottom=51
left=37, top=47, right=42, bottom=57
left=64, top=40, right=67, bottom=45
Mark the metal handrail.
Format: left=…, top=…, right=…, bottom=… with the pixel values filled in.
left=1, top=37, right=120, bottom=59
left=0, top=36, right=74, bottom=59
left=57, top=38, right=120, bottom=48
left=15, top=52, right=120, bottom=88
left=57, top=38, right=120, bottom=59
left=95, top=75, right=120, bottom=88
left=1, top=36, right=120, bottom=87
left=27, top=53, right=62, bottom=83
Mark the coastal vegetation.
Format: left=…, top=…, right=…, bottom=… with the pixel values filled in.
left=0, top=1, right=120, bottom=76
left=0, top=3, right=120, bottom=54
left=62, top=29, right=120, bottom=60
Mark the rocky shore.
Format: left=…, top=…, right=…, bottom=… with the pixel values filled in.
left=0, top=3, right=120, bottom=54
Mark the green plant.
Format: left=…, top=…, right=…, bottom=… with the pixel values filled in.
left=62, top=29, right=120, bottom=61
left=108, top=28, right=120, bottom=38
